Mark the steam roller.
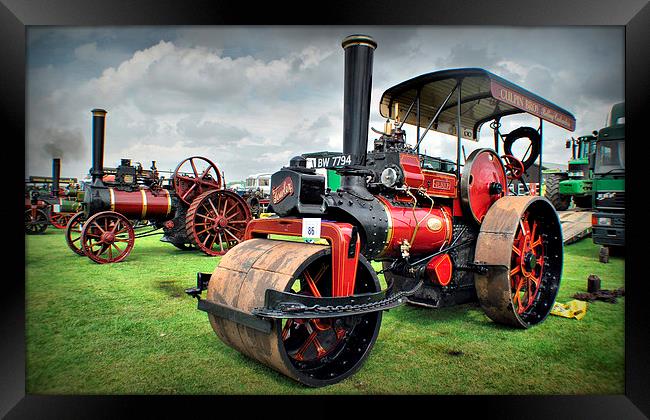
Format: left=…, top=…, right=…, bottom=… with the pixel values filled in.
left=187, top=34, right=575, bottom=386
left=207, top=238, right=381, bottom=386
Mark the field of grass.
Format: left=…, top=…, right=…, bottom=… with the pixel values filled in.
left=25, top=228, right=624, bottom=394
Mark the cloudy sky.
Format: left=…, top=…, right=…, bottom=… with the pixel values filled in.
left=26, top=26, right=624, bottom=182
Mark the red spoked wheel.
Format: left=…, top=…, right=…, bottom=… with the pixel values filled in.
left=282, top=259, right=349, bottom=364
left=25, top=208, right=49, bottom=235
left=474, top=196, right=562, bottom=328
left=501, top=154, right=525, bottom=181
left=185, top=190, right=252, bottom=256
left=172, top=156, right=223, bottom=205
left=81, top=211, right=135, bottom=264
left=510, top=211, right=545, bottom=315
left=50, top=212, right=74, bottom=229
left=65, top=212, right=87, bottom=255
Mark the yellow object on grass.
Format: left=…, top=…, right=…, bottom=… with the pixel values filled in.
left=550, top=300, right=587, bottom=320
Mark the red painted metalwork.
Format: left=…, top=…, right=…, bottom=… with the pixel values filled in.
left=465, top=150, right=507, bottom=223
left=25, top=198, right=47, bottom=210
left=376, top=196, right=453, bottom=258
left=452, top=196, right=464, bottom=217
left=500, top=154, right=525, bottom=180
left=422, top=170, right=457, bottom=198
left=50, top=212, right=75, bottom=229
left=65, top=212, right=86, bottom=255
left=185, top=190, right=252, bottom=256
left=281, top=257, right=349, bottom=363
left=245, top=218, right=360, bottom=297
left=510, top=211, right=545, bottom=314
left=399, top=153, right=424, bottom=188
left=173, top=156, right=223, bottom=205
left=110, top=188, right=171, bottom=219
left=425, top=254, right=453, bottom=286
left=80, top=211, right=135, bottom=264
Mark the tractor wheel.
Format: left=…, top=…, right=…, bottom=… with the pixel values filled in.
left=81, top=211, right=135, bottom=264
left=50, top=212, right=73, bottom=229
left=185, top=190, right=252, bottom=256
left=206, top=238, right=382, bottom=386
left=65, top=212, right=87, bottom=255
left=25, top=209, right=49, bottom=235
left=474, top=196, right=562, bottom=328
left=544, top=173, right=570, bottom=211
left=573, top=195, right=592, bottom=209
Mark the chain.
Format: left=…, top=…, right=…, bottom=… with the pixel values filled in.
left=278, top=279, right=424, bottom=315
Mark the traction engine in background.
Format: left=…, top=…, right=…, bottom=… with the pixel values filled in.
left=25, top=158, right=83, bottom=234
left=64, top=109, right=251, bottom=263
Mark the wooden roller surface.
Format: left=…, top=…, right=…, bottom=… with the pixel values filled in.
left=207, top=238, right=329, bottom=382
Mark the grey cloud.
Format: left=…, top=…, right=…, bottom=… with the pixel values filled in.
left=26, top=26, right=624, bottom=180
left=177, top=117, right=250, bottom=145
left=308, top=115, right=332, bottom=131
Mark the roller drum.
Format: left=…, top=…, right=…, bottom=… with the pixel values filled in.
left=207, top=238, right=382, bottom=387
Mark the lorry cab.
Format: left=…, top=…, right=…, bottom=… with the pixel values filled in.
left=245, top=173, right=272, bottom=195
left=592, top=102, right=625, bottom=248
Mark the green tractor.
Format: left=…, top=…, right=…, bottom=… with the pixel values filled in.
left=544, top=133, right=597, bottom=210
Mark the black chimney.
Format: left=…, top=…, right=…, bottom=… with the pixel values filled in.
left=91, top=109, right=107, bottom=184
left=341, top=34, right=376, bottom=166
left=51, top=158, right=61, bottom=197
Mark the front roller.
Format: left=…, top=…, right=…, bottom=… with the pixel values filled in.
left=474, top=195, right=563, bottom=328
left=205, top=238, right=382, bottom=387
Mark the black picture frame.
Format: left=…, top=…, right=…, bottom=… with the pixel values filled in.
left=3, top=0, right=648, bottom=417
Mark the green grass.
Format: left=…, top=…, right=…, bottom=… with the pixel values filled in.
left=26, top=229, right=624, bottom=394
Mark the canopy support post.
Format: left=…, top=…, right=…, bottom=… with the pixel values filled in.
left=493, top=118, right=500, bottom=154
left=416, top=81, right=458, bottom=152
left=456, top=80, right=462, bottom=180
left=538, top=118, right=543, bottom=196
left=416, top=89, right=421, bottom=155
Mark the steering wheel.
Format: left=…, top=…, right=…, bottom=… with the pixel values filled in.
left=172, top=156, right=223, bottom=205
left=500, top=154, right=525, bottom=181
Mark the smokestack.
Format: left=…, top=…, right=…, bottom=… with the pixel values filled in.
left=341, top=34, right=376, bottom=166
left=91, top=108, right=107, bottom=184
left=51, top=158, right=61, bottom=196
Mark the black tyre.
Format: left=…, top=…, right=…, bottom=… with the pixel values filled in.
left=503, top=126, right=541, bottom=170
left=544, top=173, right=570, bottom=211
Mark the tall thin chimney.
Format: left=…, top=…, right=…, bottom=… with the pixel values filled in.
left=91, top=109, right=107, bottom=184
left=51, top=158, right=61, bottom=196
left=341, top=34, right=376, bottom=166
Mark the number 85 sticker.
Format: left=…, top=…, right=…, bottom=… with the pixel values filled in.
left=302, top=218, right=321, bottom=239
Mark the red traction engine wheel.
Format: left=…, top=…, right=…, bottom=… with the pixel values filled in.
left=25, top=208, right=49, bottom=235
left=185, top=190, right=252, bottom=255
left=80, top=211, right=136, bottom=264
left=172, top=156, right=223, bottom=205
left=474, top=196, right=562, bottom=328
left=50, top=212, right=74, bottom=229
left=65, top=211, right=86, bottom=255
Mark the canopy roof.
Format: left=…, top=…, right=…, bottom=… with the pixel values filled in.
left=379, top=68, right=576, bottom=142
